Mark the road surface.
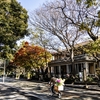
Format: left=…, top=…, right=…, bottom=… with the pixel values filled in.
left=0, top=77, right=100, bottom=100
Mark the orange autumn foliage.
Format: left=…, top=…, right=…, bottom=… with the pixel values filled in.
left=13, top=42, right=52, bottom=68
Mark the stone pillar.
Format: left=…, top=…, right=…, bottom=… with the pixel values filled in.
left=58, top=66, right=61, bottom=78
left=83, top=62, right=88, bottom=81
left=51, top=66, right=54, bottom=76
left=83, top=62, right=89, bottom=88
left=85, top=62, right=88, bottom=74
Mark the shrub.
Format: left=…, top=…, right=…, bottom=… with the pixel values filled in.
left=64, top=74, right=75, bottom=84
left=96, top=68, right=100, bottom=79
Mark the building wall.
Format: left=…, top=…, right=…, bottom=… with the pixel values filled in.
left=48, top=54, right=97, bottom=80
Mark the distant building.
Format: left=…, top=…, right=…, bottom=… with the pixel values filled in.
left=48, top=41, right=98, bottom=81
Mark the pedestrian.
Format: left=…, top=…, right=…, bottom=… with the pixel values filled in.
left=49, top=76, right=57, bottom=94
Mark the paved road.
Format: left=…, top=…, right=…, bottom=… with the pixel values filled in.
left=0, top=85, right=40, bottom=100
left=0, top=77, right=41, bottom=100
left=0, top=83, right=41, bottom=100
left=0, top=77, right=100, bottom=100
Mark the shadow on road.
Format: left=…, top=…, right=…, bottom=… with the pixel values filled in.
left=0, top=84, right=41, bottom=100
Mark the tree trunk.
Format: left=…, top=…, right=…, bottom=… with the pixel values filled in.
left=88, top=31, right=98, bottom=41
left=71, top=48, right=75, bottom=75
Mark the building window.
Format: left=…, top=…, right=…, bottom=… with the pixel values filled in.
left=61, top=65, right=66, bottom=74
left=75, top=64, right=78, bottom=73
left=55, top=66, right=59, bottom=74
left=79, top=64, right=82, bottom=72
left=68, top=64, right=72, bottom=74
left=75, top=63, right=84, bottom=73
left=89, top=63, right=94, bottom=74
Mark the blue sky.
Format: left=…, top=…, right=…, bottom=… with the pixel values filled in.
left=17, top=0, right=51, bottom=12
left=16, top=0, right=53, bottom=44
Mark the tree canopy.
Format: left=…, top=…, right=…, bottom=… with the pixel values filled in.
left=30, top=0, right=100, bottom=42
left=29, top=0, right=100, bottom=75
left=84, top=39, right=100, bottom=61
left=13, top=42, right=52, bottom=70
left=29, top=28, right=65, bottom=52
left=30, top=0, right=93, bottom=74
left=0, top=0, right=29, bottom=59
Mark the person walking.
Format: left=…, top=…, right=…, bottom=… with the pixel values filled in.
left=49, top=77, right=57, bottom=94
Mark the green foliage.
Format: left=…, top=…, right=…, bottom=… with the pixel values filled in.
left=79, top=23, right=88, bottom=31
left=96, top=67, right=100, bottom=79
left=30, top=28, right=49, bottom=48
left=86, top=76, right=93, bottom=82
left=76, top=0, right=81, bottom=3
left=97, top=11, right=100, bottom=18
left=83, top=39, right=100, bottom=56
left=0, top=45, right=16, bottom=61
left=85, top=0, right=96, bottom=8
left=85, top=75, right=98, bottom=83
left=95, top=19, right=100, bottom=27
left=95, top=11, right=100, bottom=27
left=76, top=0, right=99, bottom=41
left=0, top=0, right=29, bottom=59
left=76, top=0, right=96, bottom=8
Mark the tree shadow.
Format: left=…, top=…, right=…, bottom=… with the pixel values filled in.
left=0, top=84, right=41, bottom=100
left=62, top=91, right=100, bottom=100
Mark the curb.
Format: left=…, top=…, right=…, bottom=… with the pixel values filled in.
left=65, top=84, right=100, bottom=91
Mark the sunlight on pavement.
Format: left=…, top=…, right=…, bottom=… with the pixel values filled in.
left=83, top=97, right=93, bottom=100
left=62, top=95, right=80, bottom=99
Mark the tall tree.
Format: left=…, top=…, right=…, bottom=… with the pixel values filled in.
left=13, top=42, right=52, bottom=71
left=0, top=0, right=29, bottom=59
left=75, top=0, right=99, bottom=41
left=30, top=0, right=100, bottom=41
left=29, top=28, right=65, bottom=53
left=29, top=0, right=87, bottom=74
